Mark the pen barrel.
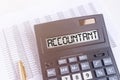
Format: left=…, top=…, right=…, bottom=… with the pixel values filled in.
left=18, top=61, right=27, bottom=80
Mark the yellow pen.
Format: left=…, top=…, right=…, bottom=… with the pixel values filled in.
left=18, top=60, right=27, bottom=80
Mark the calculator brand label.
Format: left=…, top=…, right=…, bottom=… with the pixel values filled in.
left=46, top=30, right=99, bottom=48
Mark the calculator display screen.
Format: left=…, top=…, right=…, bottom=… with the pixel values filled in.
left=46, top=30, right=99, bottom=49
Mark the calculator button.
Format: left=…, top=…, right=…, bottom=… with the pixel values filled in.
left=93, top=60, right=103, bottom=68
left=58, top=59, right=67, bottom=65
left=103, top=58, right=113, bottom=66
left=48, top=78, right=57, bottom=80
left=95, top=68, right=105, bottom=77
left=108, top=75, right=118, bottom=80
left=98, top=78, right=107, bottom=80
left=68, top=57, right=77, bottom=63
left=61, top=75, right=71, bottom=80
left=83, top=71, right=93, bottom=80
left=47, top=68, right=56, bottom=77
left=79, top=55, right=87, bottom=61
left=70, top=64, right=80, bottom=72
left=80, top=62, right=90, bottom=70
left=72, top=73, right=82, bottom=80
left=105, top=66, right=116, bottom=75
left=60, top=66, right=69, bottom=75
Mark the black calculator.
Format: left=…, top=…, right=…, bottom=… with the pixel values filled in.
left=34, top=14, right=120, bottom=80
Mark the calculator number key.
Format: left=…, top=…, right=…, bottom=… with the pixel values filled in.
left=83, top=71, right=93, bottom=80
left=72, top=73, right=82, bottom=80
left=61, top=75, right=71, bottom=80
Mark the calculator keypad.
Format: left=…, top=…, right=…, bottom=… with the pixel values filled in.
left=46, top=54, right=118, bottom=80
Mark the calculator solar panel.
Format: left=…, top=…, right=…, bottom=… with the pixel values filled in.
left=34, top=14, right=120, bottom=80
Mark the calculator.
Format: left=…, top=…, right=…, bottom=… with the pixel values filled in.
left=34, top=14, right=120, bottom=80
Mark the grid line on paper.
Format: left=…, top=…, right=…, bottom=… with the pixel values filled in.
left=0, top=30, right=17, bottom=80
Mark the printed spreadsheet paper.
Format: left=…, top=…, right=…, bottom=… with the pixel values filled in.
left=0, top=2, right=119, bottom=80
